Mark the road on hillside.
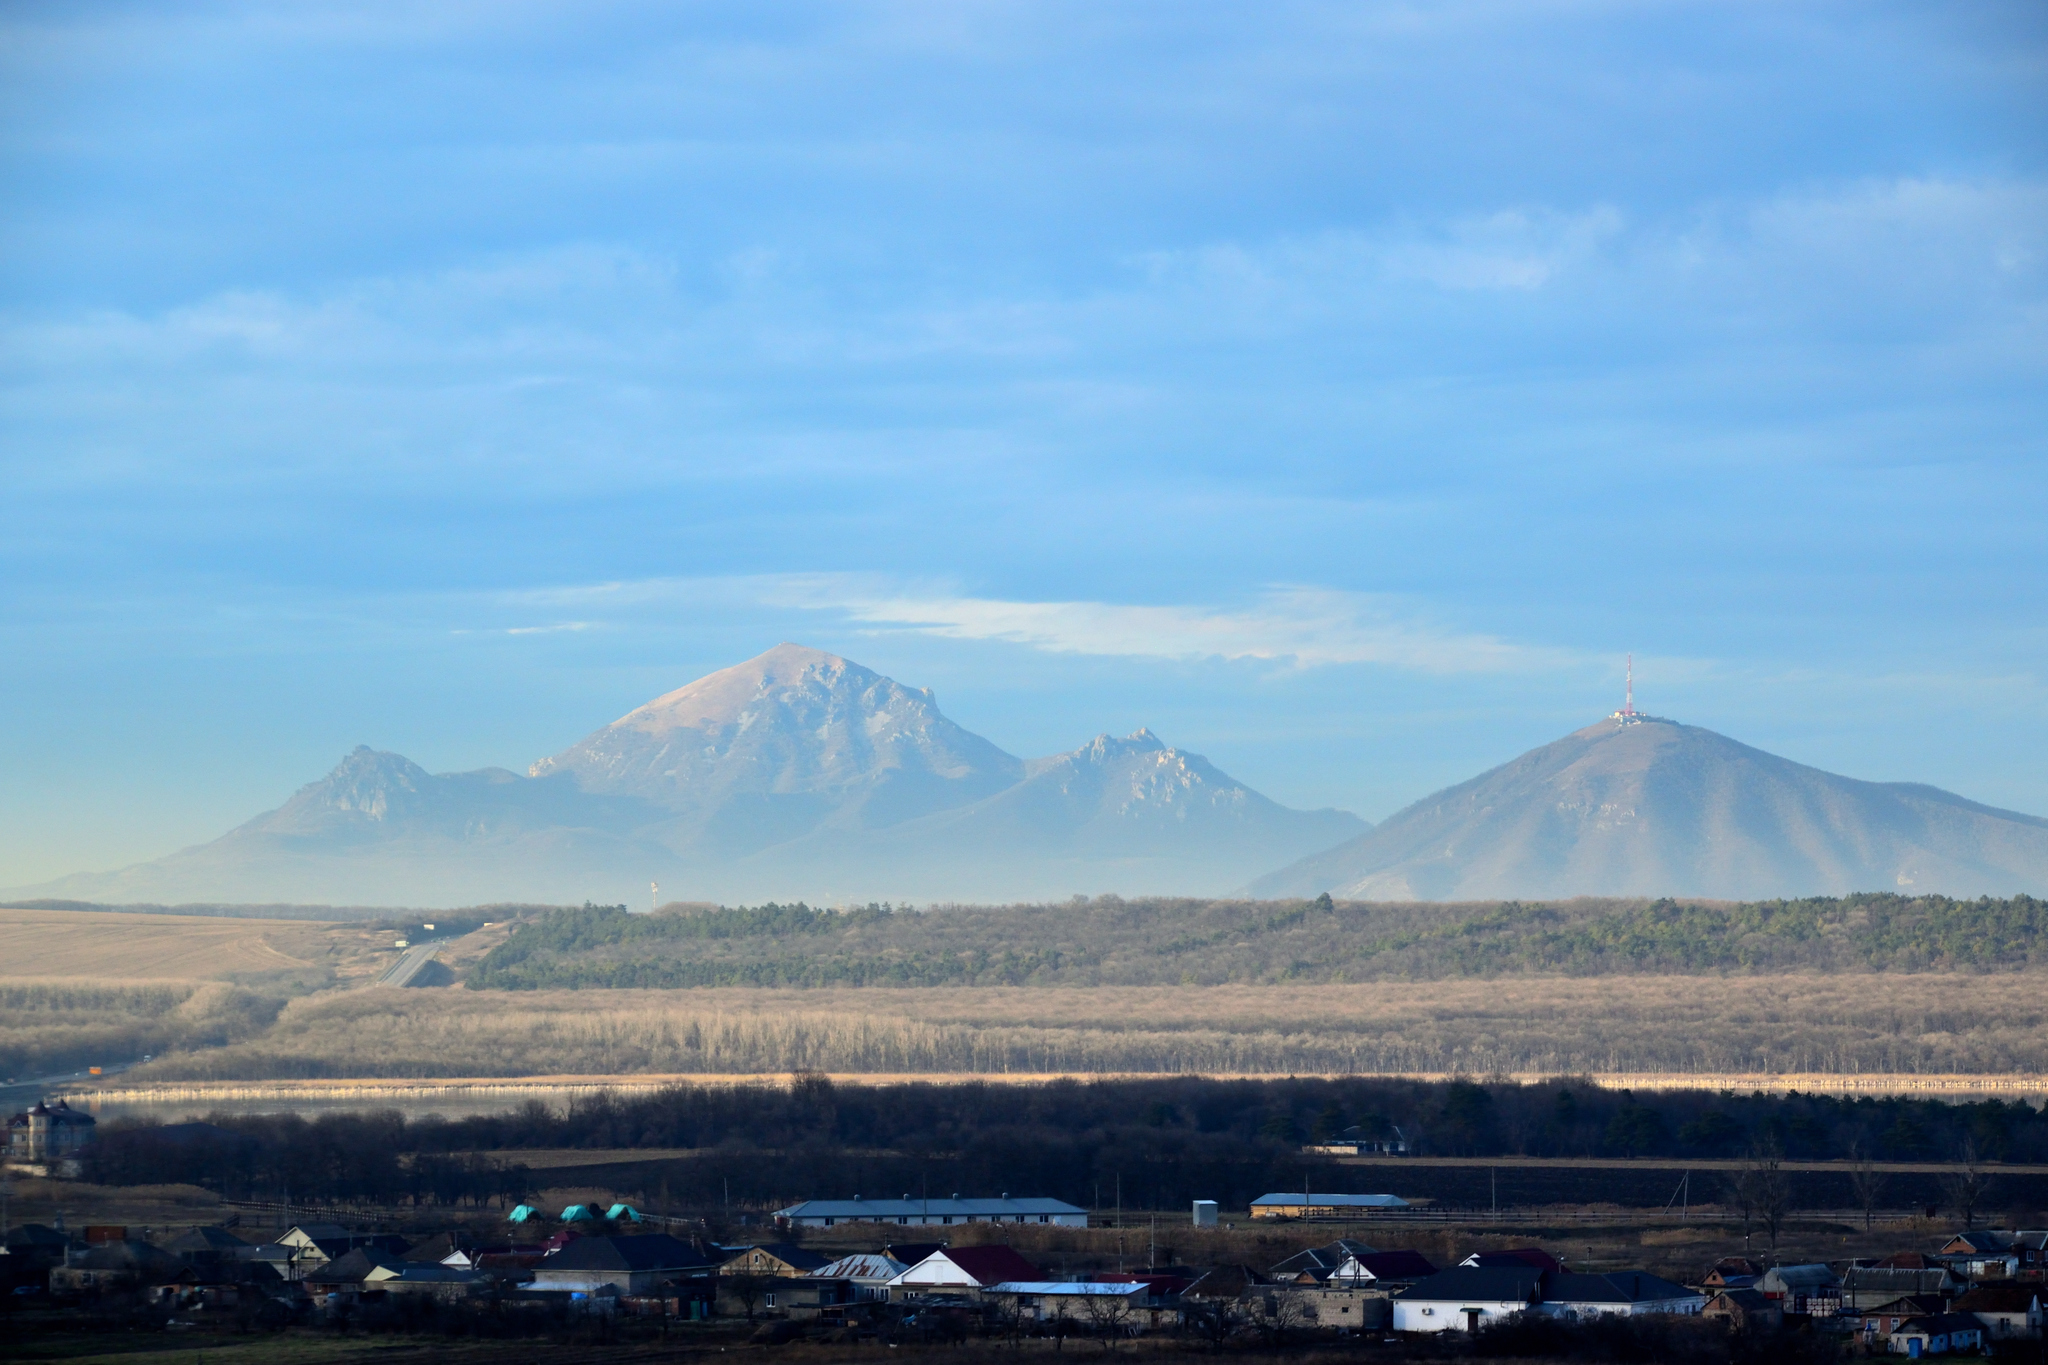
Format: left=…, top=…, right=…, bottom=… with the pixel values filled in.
left=374, top=941, right=440, bottom=987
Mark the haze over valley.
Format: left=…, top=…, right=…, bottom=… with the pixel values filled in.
left=9, top=645, right=2047, bottom=910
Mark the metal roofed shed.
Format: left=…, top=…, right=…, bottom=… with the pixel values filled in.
left=1249, top=1193, right=1409, bottom=1219
left=775, top=1196, right=1087, bottom=1228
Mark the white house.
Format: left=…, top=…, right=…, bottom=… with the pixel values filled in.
left=885, top=1245, right=1044, bottom=1299
left=774, top=1196, right=1087, bottom=1228
left=986, top=1281, right=1153, bottom=1322
left=1539, top=1272, right=1705, bottom=1319
left=527, top=1234, right=715, bottom=1296
left=1953, top=1284, right=2045, bottom=1341
left=1890, top=1312, right=1986, bottom=1358
left=1392, top=1266, right=1544, bottom=1334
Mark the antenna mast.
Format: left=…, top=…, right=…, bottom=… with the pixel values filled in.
left=1612, top=656, right=1643, bottom=725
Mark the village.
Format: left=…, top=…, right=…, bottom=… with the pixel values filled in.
left=4, top=1171, right=2045, bottom=1361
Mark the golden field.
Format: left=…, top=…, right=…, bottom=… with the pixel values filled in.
left=109, top=972, right=2048, bottom=1081
left=0, top=906, right=334, bottom=981
left=7, top=907, right=2045, bottom=1087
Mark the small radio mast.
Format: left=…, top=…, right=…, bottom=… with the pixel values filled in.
left=650, top=881, right=660, bottom=913
left=1612, top=655, right=1642, bottom=725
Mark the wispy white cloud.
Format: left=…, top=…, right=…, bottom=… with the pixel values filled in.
left=501, top=573, right=1588, bottom=673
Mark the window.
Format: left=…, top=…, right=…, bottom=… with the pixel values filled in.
left=765, top=1293, right=776, bottom=1308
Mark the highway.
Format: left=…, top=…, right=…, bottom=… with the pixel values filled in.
left=374, top=941, right=441, bottom=987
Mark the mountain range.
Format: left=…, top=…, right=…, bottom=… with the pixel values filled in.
left=10, top=646, right=2048, bottom=908
left=10, top=645, right=1364, bottom=907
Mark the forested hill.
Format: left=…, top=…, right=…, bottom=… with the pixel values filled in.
left=467, top=892, right=2048, bottom=989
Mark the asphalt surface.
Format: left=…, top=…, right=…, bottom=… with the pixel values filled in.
left=375, top=941, right=442, bottom=987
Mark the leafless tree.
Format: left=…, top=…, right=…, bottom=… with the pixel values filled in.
left=1257, top=1291, right=1308, bottom=1345
left=1184, top=1297, right=1244, bottom=1351
left=1848, top=1139, right=1887, bottom=1231
left=1082, top=1292, right=1133, bottom=1351
left=1050, top=1299, right=1074, bottom=1353
left=1732, top=1138, right=1792, bottom=1255
left=989, top=1293, right=1027, bottom=1346
left=723, top=1273, right=772, bottom=1322
left=1940, top=1140, right=1993, bottom=1230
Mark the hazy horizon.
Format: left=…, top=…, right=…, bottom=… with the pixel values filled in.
left=4, top=3, right=2044, bottom=885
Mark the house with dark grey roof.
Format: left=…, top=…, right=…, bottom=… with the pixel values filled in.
left=1937, top=1231, right=2024, bottom=1280
left=1702, top=1287, right=1781, bottom=1332
left=165, top=1226, right=249, bottom=1266
left=1393, top=1266, right=1545, bottom=1333
left=302, top=1247, right=408, bottom=1292
left=1757, top=1263, right=1842, bottom=1316
left=1841, top=1264, right=1961, bottom=1311
left=49, top=1240, right=188, bottom=1293
left=1889, top=1311, right=1985, bottom=1357
left=6, top=1098, right=96, bottom=1164
left=1461, top=1248, right=1566, bottom=1273
left=1952, top=1283, right=2045, bottom=1341
left=528, top=1234, right=716, bottom=1296
left=1330, top=1249, right=1437, bottom=1289
left=1540, top=1271, right=1705, bottom=1319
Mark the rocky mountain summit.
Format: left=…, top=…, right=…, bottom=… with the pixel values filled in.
left=530, top=644, right=1024, bottom=849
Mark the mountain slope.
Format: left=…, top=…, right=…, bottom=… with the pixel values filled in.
left=10, top=647, right=1361, bottom=907
left=13, top=747, right=688, bottom=907
left=1248, top=714, right=2048, bottom=901
left=742, top=728, right=1369, bottom=900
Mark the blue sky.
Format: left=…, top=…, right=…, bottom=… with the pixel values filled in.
left=3, top=1, right=2044, bottom=885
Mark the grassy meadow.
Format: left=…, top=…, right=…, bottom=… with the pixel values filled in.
left=112, top=973, right=2048, bottom=1081
left=0, top=906, right=341, bottom=982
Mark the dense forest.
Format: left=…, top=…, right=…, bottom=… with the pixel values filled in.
left=467, top=893, right=2048, bottom=989
left=83, top=1075, right=2048, bottom=1215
